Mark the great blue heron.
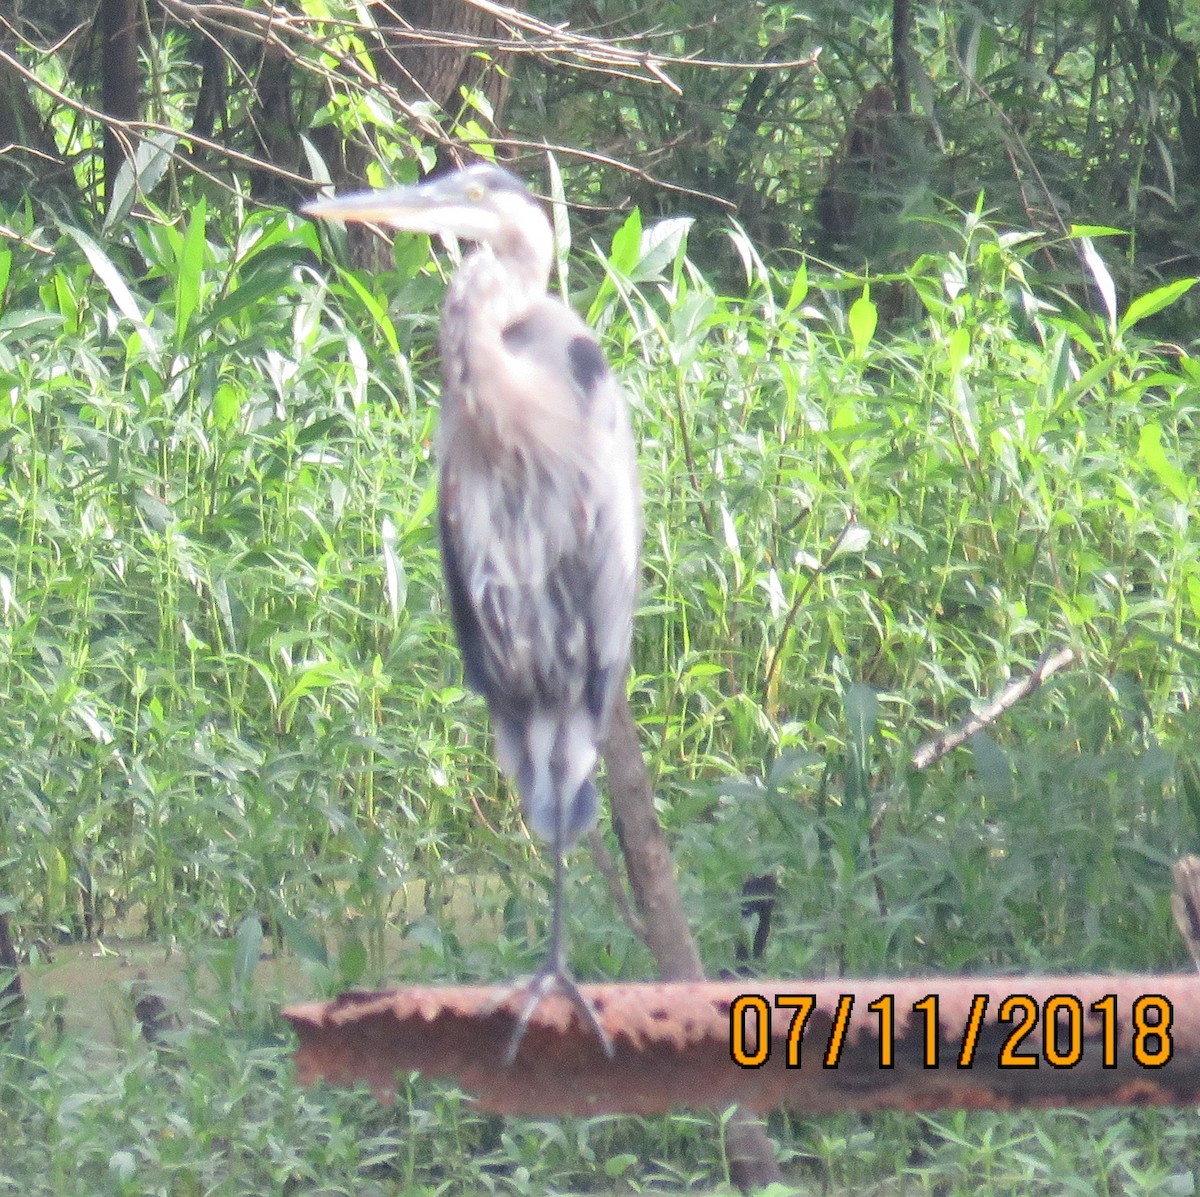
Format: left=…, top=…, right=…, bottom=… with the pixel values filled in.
left=303, top=163, right=640, bottom=1061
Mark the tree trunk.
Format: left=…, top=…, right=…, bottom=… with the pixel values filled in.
left=0, top=908, right=24, bottom=1033
left=603, top=693, right=782, bottom=1192
left=99, top=0, right=139, bottom=203
left=372, top=0, right=513, bottom=121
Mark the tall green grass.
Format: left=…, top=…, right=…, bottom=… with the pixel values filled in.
left=1, top=196, right=1199, bottom=1192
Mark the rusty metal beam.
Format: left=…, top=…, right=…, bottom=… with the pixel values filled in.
left=283, top=974, right=1200, bottom=1115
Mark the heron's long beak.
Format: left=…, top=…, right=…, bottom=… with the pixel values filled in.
left=302, top=178, right=489, bottom=238
left=303, top=185, right=425, bottom=223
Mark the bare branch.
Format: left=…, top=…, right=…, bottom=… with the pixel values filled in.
left=911, top=647, right=1076, bottom=771
left=4, top=0, right=820, bottom=215
left=1172, top=855, right=1200, bottom=973
left=161, top=0, right=818, bottom=92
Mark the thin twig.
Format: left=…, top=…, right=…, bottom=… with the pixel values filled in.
left=158, top=0, right=819, bottom=87
left=762, top=520, right=857, bottom=706
left=0, top=223, right=55, bottom=254
left=496, top=137, right=739, bottom=210
left=1172, top=856, right=1200, bottom=973
left=586, top=828, right=647, bottom=947
left=911, top=646, right=1076, bottom=770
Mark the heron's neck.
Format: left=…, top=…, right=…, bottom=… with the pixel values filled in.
left=456, top=242, right=549, bottom=327
left=440, top=244, right=555, bottom=447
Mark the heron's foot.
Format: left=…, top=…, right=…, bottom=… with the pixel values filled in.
left=488, top=965, right=614, bottom=1066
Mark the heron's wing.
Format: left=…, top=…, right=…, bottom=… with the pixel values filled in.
left=507, top=301, right=640, bottom=718
left=437, top=495, right=490, bottom=695
left=438, top=299, right=639, bottom=728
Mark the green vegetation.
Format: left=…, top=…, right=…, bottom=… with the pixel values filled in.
left=6, top=0, right=1200, bottom=1187
left=1, top=181, right=1198, bottom=1192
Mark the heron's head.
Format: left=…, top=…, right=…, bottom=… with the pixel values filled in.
left=302, top=163, right=547, bottom=253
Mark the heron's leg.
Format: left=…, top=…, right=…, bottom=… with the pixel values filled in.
left=500, top=836, right=614, bottom=1066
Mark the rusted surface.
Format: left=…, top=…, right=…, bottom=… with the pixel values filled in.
left=284, top=975, right=1200, bottom=1115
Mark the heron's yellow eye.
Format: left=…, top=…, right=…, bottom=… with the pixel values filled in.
left=465, top=183, right=486, bottom=202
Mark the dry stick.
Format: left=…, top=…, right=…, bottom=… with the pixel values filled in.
left=1171, top=856, right=1200, bottom=973
left=586, top=828, right=647, bottom=946
left=0, top=906, right=23, bottom=1032
left=602, top=692, right=702, bottom=981
left=911, top=646, right=1076, bottom=771
left=602, top=693, right=782, bottom=1192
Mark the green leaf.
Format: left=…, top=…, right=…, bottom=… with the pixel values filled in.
left=280, top=660, right=350, bottom=711
left=956, top=16, right=982, bottom=80
left=211, top=382, right=240, bottom=429
left=946, top=325, right=970, bottom=374
left=1120, top=277, right=1199, bottom=332
left=784, top=263, right=809, bottom=313
left=845, top=683, right=878, bottom=751
left=1188, top=573, right=1200, bottom=624
left=132, top=488, right=175, bottom=531
left=174, top=198, right=208, bottom=344
left=108, top=1150, right=136, bottom=1182
left=337, top=930, right=367, bottom=987
left=404, top=480, right=438, bottom=537
left=1138, top=421, right=1191, bottom=502
left=845, top=683, right=878, bottom=740
left=970, top=732, right=1013, bottom=801
left=604, top=1154, right=638, bottom=1179
left=1177, top=754, right=1200, bottom=838
left=1061, top=352, right=1121, bottom=406
left=295, top=414, right=347, bottom=447
left=1040, top=330, right=1075, bottom=403
left=380, top=515, right=406, bottom=622
left=102, top=131, right=176, bottom=232
left=233, top=912, right=264, bottom=991
left=202, top=252, right=296, bottom=329
left=277, top=912, right=329, bottom=968
left=339, top=269, right=400, bottom=361
left=607, top=208, right=643, bottom=276
left=0, top=308, right=62, bottom=336
left=848, top=292, right=878, bottom=356
left=634, top=216, right=692, bottom=284
left=844, top=682, right=878, bottom=813
left=64, top=226, right=160, bottom=355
